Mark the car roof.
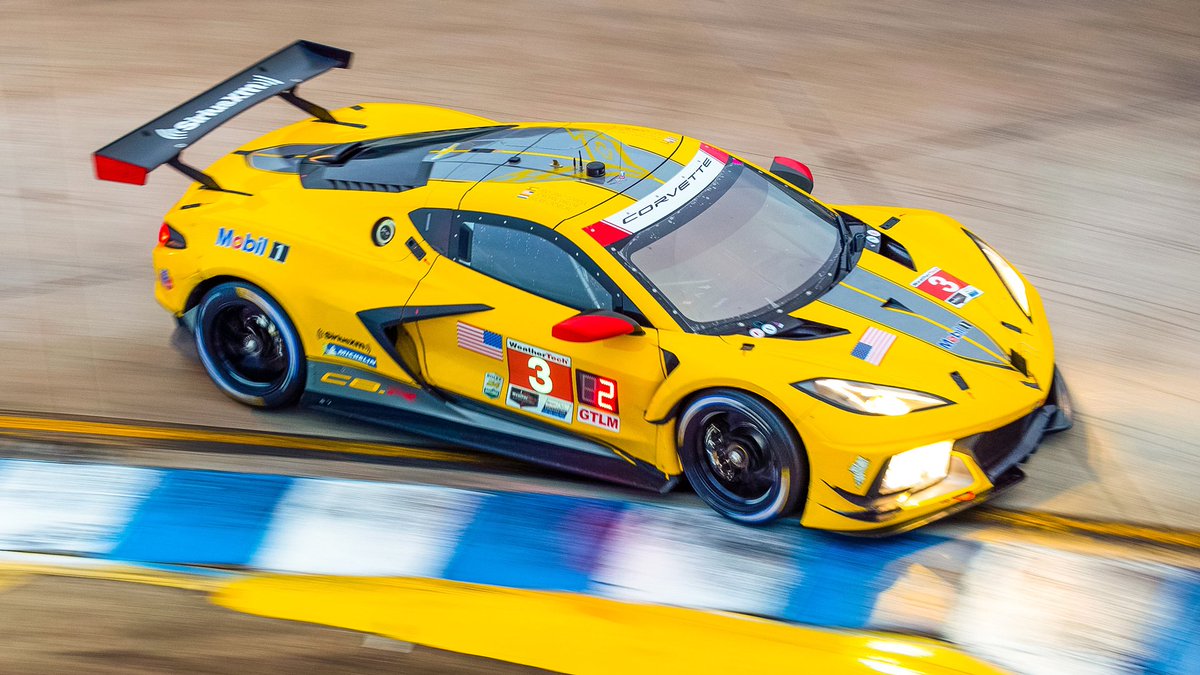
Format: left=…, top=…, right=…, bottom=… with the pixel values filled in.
left=418, top=123, right=693, bottom=225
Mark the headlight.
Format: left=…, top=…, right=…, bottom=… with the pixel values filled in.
left=968, top=231, right=1030, bottom=317
left=880, top=441, right=953, bottom=494
left=794, top=379, right=952, bottom=416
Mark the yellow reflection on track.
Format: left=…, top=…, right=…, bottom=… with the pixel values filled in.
left=0, top=414, right=478, bottom=464
left=214, top=575, right=1005, bottom=675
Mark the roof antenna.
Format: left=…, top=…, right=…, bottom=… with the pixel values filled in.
left=578, top=150, right=583, bottom=175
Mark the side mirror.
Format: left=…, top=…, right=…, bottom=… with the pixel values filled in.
left=552, top=311, right=644, bottom=343
left=771, top=156, right=814, bottom=193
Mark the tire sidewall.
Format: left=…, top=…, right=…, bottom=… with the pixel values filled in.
left=194, top=282, right=305, bottom=408
left=678, top=391, right=807, bottom=525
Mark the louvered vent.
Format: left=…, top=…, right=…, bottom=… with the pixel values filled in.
left=329, top=179, right=406, bottom=193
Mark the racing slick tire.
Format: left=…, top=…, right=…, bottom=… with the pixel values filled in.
left=678, top=390, right=807, bottom=525
left=194, top=281, right=305, bottom=409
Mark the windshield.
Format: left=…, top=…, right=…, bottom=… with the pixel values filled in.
left=615, top=157, right=842, bottom=329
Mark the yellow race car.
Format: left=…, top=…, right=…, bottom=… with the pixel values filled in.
left=95, top=41, right=1071, bottom=533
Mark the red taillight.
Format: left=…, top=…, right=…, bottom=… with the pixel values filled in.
left=158, top=222, right=187, bottom=249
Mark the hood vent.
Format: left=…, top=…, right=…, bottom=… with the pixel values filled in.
left=878, top=235, right=916, bottom=271
left=772, top=319, right=849, bottom=341
left=837, top=210, right=915, bottom=271
left=1010, top=350, right=1029, bottom=376
left=326, top=179, right=407, bottom=193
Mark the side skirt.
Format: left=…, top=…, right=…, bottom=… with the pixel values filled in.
left=302, top=360, right=676, bottom=493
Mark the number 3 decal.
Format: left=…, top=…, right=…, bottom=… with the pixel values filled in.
left=527, top=356, right=553, bottom=394
left=927, top=275, right=960, bottom=294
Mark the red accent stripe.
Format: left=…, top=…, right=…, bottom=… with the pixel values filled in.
left=94, top=154, right=148, bottom=185
left=698, top=143, right=730, bottom=164
left=584, top=221, right=630, bottom=246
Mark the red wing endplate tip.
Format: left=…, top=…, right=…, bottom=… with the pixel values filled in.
left=94, top=154, right=148, bottom=185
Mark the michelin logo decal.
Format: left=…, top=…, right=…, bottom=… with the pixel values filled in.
left=155, top=75, right=285, bottom=141
left=323, top=343, right=377, bottom=368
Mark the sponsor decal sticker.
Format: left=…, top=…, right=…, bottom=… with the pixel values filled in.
left=912, top=267, right=983, bottom=307
left=323, top=343, right=377, bottom=368
left=318, top=329, right=371, bottom=354
left=483, top=372, right=503, bottom=400
left=578, top=406, right=620, bottom=433
left=517, top=189, right=535, bottom=200
left=215, top=228, right=290, bottom=263
left=938, top=320, right=973, bottom=350
left=457, top=323, right=504, bottom=360
left=584, top=145, right=727, bottom=245
left=851, top=327, right=897, bottom=366
left=506, top=339, right=573, bottom=422
left=849, top=456, right=870, bottom=488
left=154, top=74, right=285, bottom=140
left=158, top=269, right=173, bottom=290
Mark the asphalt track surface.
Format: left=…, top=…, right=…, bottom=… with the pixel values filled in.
left=1, top=0, right=1198, bottom=531
left=0, top=573, right=544, bottom=674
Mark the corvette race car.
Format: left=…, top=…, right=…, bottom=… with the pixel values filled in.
left=94, top=41, right=1072, bottom=533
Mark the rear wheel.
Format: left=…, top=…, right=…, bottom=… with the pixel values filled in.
left=194, top=281, right=305, bottom=408
left=678, top=391, right=807, bottom=525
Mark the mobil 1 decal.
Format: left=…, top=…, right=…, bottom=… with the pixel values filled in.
left=576, top=370, right=620, bottom=433
left=505, top=339, right=574, bottom=423
left=911, top=267, right=983, bottom=307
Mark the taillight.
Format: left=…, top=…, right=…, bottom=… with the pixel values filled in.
left=158, top=222, right=187, bottom=249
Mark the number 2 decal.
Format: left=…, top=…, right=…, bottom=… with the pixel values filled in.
left=577, top=371, right=619, bottom=414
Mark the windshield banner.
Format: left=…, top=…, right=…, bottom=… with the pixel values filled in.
left=585, top=144, right=728, bottom=245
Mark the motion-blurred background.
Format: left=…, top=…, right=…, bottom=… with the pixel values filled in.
left=0, top=1, right=1197, bottom=673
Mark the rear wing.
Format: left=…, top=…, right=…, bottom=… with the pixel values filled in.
left=93, top=40, right=353, bottom=191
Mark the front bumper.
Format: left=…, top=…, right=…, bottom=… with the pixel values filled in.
left=819, top=367, right=1073, bottom=536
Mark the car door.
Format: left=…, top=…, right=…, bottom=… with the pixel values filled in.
left=405, top=209, right=666, bottom=465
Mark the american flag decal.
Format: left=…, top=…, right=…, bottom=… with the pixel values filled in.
left=851, top=327, right=897, bottom=366
left=456, top=322, right=504, bottom=360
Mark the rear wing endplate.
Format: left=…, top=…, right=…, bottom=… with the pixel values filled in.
left=93, top=40, right=353, bottom=191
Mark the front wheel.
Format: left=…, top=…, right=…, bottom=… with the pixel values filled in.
left=194, top=281, right=305, bottom=408
left=677, top=391, right=807, bottom=525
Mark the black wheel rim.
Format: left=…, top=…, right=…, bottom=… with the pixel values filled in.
left=695, top=409, right=779, bottom=505
left=207, top=301, right=289, bottom=390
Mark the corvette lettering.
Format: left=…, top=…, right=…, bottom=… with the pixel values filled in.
left=154, top=75, right=285, bottom=140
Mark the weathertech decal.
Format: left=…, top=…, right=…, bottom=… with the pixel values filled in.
left=584, top=144, right=727, bottom=245
left=505, top=339, right=573, bottom=423
left=912, top=267, right=983, bottom=307
left=155, top=75, right=285, bottom=140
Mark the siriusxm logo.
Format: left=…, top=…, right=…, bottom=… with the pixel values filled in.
left=215, top=228, right=290, bottom=263
left=154, top=75, right=285, bottom=141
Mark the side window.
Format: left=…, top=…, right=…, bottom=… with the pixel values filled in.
left=408, top=208, right=456, bottom=256
left=456, top=214, right=613, bottom=311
